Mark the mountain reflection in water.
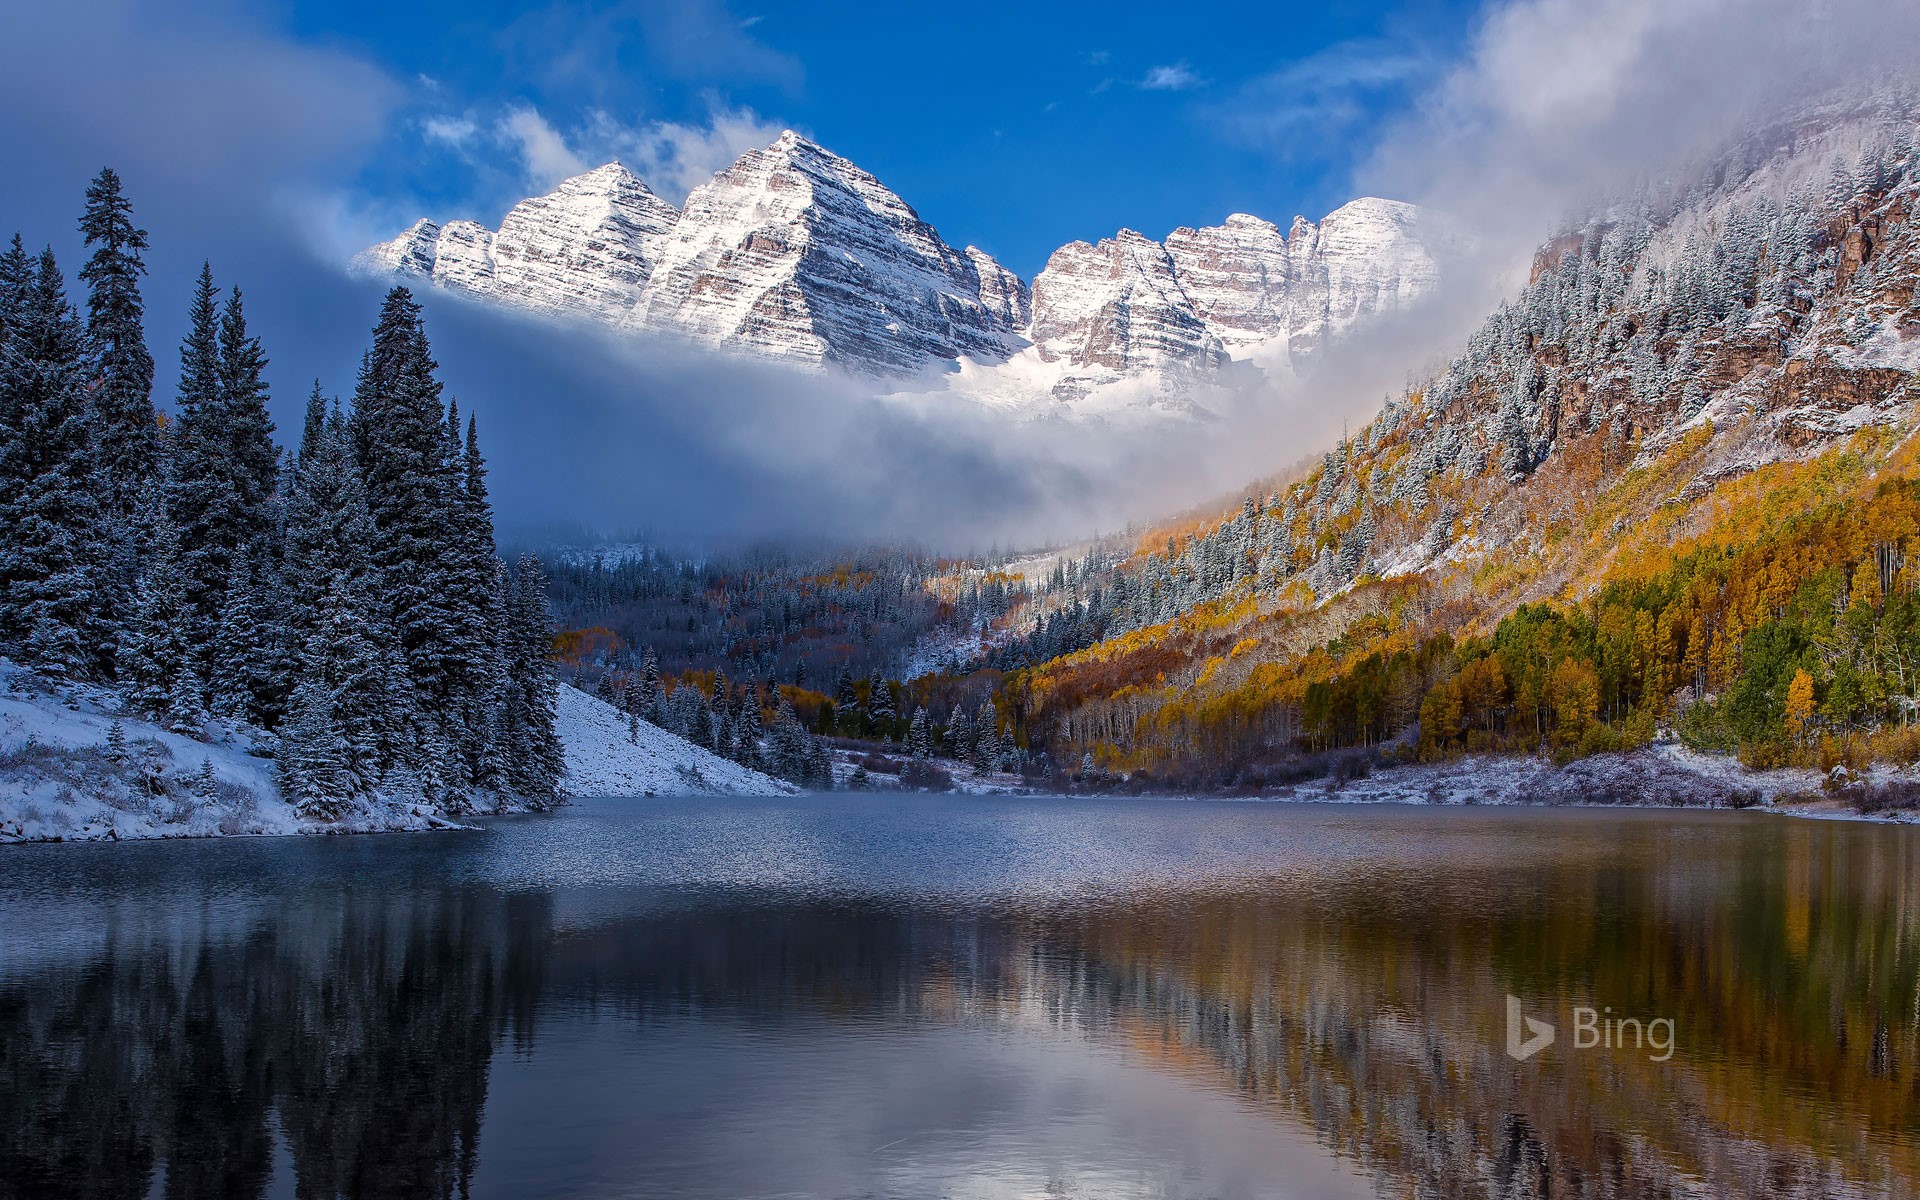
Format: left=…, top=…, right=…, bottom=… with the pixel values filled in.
left=1, top=797, right=1916, bottom=1199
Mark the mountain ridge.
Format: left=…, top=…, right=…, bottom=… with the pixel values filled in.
left=357, top=131, right=1453, bottom=414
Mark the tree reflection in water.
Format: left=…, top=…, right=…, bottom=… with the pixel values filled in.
left=0, top=801, right=1915, bottom=1199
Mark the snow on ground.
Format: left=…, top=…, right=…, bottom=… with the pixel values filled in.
left=825, top=745, right=1028, bottom=794
left=0, top=659, right=449, bottom=842
left=0, top=662, right=794, bottom=843
left=557, top=685, right=795, bottom=796
left=1263, top=741, right=1920, bottom=820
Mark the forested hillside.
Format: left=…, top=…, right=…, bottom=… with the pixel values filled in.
left=0, top=172, right=564, bottom=824
left=994, top=96, right=1920, bottom=790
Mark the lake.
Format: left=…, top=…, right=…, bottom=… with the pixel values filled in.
left=1, top=796, right=1916, bottom=1199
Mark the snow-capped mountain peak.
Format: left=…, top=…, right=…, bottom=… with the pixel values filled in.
left=632, top=129, right=1020, bottom=372
left=357, top=132, right=1455, bottom=414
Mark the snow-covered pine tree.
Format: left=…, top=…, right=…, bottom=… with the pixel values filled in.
left=213, top=288, right=280, bottom=546
left=77, top=168, right=156, bottom=517
left=351, top=288, right=469, bottom=726
left=502, top=555, right=564, bottom=805
left=280, top=402, right=403, bottom=724
left=444, top=408, right=506, bottom=786
left=166, top=662, right=208, bottom=736
left=165, top=264, right=230, bottom=640
left=636, top=647, right=665, bottom=724
left=118, top=486, right=194, bottom=718
left=907, top=707, right=930, bottom=759
left=279, top=677, right=348, bottom=820
left=970, top=701, right=998, bottom=775
left=946, top=704, right=969, bottom=756
left=298, top=380, right=327, bottom=467
left=868, top=679, right=897, bottom=740
left=0, top=248, right=113, bottom=677
left=732, top=683, right=765, bottom=768
left=294, top=575, right=403, bottom=799
left=208, top=559, right=273, bottom=724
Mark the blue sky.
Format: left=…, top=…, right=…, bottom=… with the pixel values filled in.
left=299, top=0, right=1477, bottom=277
left=5, top=0, right=1895, bottom=544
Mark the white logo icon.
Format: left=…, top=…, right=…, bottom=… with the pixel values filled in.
left=1506, top=994, right=1555, bottom=1060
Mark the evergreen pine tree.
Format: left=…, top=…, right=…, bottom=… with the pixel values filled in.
left=868, top=679, right=896, bottom=739
left=118, top=485, right=194, bottom=717
left=208, top=559, right=272, bottom=723
left=214, top=288, right=279, bottom=542
left=500, top=555, right=564, bottom=805
left=908, top=707, right=930, bottom=759
left=279, top=677, right=348, bottom=819
left=298, top=380, right=327, bottom=466
left=77, top=168, right=156, bottom=516
left=351, top=288, right=466, bottom=712
left=295, top=575, right=407, bottom=798
left=637, top=647, right=665, bottom=724
left=167, top=662, right=208, bottom=735
left=0, top=249, right=112, bottom=676
left=0, top=235, right=30, bottom=335
left=191, top=757, right=219, bottom=804
left=166, top=263, right=238, bottom=643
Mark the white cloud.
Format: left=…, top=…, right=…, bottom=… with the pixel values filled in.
left=1362, top=0, right=1920, bottom=264
left=1209, top=38, right=1434, bottom=154
left=498, top=105, right=589, bottom=190
left=422, top=113, right=480, bottom=149
left=583, top=103, right=787, bottom=203
left=1140, top=62, right=1201, bottom=91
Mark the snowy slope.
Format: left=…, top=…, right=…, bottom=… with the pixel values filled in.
left=0, top=662, right=793, bottom=843
left=0, top=659, right=448, bottom=841
left=556, top=685, right=796, bottom=796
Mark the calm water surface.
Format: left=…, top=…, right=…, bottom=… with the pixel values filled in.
left=2, top=795, right=1918, bottom=1199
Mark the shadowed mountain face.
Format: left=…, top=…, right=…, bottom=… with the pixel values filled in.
left=2, top=798, right=1916, bottom=1199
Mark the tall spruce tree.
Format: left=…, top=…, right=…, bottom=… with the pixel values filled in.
left=281, top=403, right=418, bottom=779
left=0, top=249, right=111, bottom=676
left=501, top=555, right=564, bottom=804
left=445, top=410, right=505, bottom=784
left=351, top=288, right=466, bottom=713
left=77, top=167, right=156, bottom=515
left=119, top=490, right=196, bottom=719
left=166, top=263, right=235, bottom=650
left=208, top=561, right=273, bottom=724
left=214, top=288, right=279, bottom=542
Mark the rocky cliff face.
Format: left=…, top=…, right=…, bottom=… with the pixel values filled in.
left=358, top=131, right=1451, bottom=410
left=999, top=199, right=1448, bottom=404
left=632, top=131, right=1021, bottom=373
left=359, top=164, right=677, bottom=319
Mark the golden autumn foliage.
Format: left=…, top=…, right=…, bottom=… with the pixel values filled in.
left=1001, top=428, right=1920, bottom=783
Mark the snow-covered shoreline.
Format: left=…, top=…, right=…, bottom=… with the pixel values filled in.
left=0, top=662, right=792, bottom=845
left=11, top=651, right=1913, bottom=844
left=1224, top=743, right=1920, bottom=824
